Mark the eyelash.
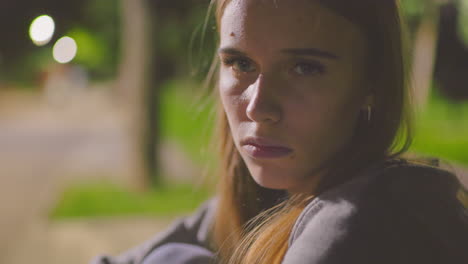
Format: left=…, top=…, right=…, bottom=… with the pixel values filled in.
left=221, top=57, right=256, bottom=74
left=221, top=57, right=326, bottom=76
left=291, top=61, right=326, bottom=76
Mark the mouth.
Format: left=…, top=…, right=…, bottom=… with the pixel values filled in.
left=241, top=137, right=293, bottom=159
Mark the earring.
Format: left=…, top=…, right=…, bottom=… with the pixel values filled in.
left=367, top=105, right=372, bottom=122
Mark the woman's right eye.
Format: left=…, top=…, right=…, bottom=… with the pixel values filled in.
left=222, top=58, right=256, bottom=73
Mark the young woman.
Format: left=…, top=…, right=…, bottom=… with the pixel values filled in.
left=93, top=0, right=468, bottom=263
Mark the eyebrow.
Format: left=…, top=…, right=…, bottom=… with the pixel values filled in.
left=218, top=47, right=247, bottom=56
left=218, top=47, right=339, bottom=60
left=280, top=48, right=339, bottom=60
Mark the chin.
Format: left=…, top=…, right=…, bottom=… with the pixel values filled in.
left=250, top=170, right=294, bottom=190
left=245, top=160, right=300, bottom=190
left=247, top=163, right=320, bottom=194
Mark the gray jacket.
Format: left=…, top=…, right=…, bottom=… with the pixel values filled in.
left=92, top=160, right=468, bottom=264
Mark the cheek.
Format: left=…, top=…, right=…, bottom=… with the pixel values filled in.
left=219, top=70, right=237, bottom=109
left=219, top=69, right=245, bottom=102
left=285, top=84, right=363, bottom=145
left=218, top=73, right=247, bottom=130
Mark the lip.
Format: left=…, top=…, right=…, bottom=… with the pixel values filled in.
left=241, top=137, right=293, bottom=159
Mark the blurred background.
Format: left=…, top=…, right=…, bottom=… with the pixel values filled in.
left=0, top=0, right=467, bottom=263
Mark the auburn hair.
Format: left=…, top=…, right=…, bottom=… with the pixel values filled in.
left=206, top=0, right=412, bottom=263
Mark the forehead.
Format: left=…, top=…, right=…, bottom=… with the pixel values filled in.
left=220, top=0, right=365, bottom=58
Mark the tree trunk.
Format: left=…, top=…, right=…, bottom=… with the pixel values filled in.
left=118, top=0, right=156, bottom=190
left=410, top=1, right=440, bottom=111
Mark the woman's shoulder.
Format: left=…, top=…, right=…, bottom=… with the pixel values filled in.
left=371, top=159, right=466, bottom=224
left=377, top=158, right=462, bottom=192
left=90, top=198, right=217, bottom=264
left=324, top=158, right=464, bottom=209
left=284, top=159, right=468, bottom=264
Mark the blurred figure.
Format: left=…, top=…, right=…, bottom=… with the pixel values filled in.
left=41, top=64, right=89, bottom=107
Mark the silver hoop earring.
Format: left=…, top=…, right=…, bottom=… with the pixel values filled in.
left=367, top=105, right=372, bottom=122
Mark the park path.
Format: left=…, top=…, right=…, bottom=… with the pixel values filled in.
left=0, top=89, right=127, bottom=263
left=0, top=89, right=199, bottom=264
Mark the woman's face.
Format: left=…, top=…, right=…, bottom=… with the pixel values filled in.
left=218, top=0, right=370, bottom=193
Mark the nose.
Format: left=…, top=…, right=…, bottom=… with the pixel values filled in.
left=246, top=73, right=281, bottom=124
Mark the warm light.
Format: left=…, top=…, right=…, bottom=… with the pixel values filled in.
left=53, top=37, right=78, bottom=64
left=29, top=15, right=55, bottom=46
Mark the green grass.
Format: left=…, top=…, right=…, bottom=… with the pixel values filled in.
left=50, top=181, right=213, bottom=220
left=411, top=94, right=468, bottom=165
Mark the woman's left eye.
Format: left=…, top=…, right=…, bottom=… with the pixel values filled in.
left=292, top=61, right=326, bottom=76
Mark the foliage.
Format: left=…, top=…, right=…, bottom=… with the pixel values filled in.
left=152, top=2, right=217, bottom=80
left=401, top=0, right=427, bottom=18
left=160, top=79, right=217, bottom=166
left=0, top=0, right=120, bottom=86
left=50, top=181, right=213, bottom=219
left=72, top=0, right=120, bottom=78
left=410, top=92, right=468, bottom=165
left=457, top=0, right=468, bottom=45
left=67, top=27, right=111, bottom=77
left=5, top=47, right=55, bottom=89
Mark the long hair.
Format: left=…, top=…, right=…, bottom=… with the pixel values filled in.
left=207, top=0, right=413, bottom=263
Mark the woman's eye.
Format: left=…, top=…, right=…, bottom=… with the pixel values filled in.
left=292, top=61, right=325, bottom=76
left=222, top=58, right=256, bottom=73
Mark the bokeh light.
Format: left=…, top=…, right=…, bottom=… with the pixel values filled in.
left=53, top=36, right=78, bottom=64
left=29, top=15, right=55, bottom=46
